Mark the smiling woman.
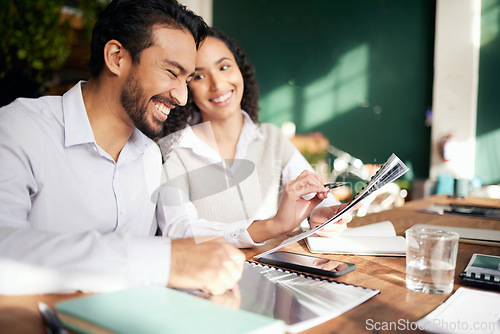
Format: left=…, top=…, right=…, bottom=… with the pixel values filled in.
left=157, top=27, right=350, bottom=248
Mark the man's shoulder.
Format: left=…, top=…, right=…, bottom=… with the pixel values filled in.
left=0, top=95, right=63, bottom=123
left=0, top=96, right=64, bottom=149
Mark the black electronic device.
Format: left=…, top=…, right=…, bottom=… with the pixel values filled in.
left=258, top=251, right=356, bottom=278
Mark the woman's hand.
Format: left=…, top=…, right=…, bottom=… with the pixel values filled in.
left=308, top=204, right=352, bottom=237
left=248, top=170, right=330, bottom=242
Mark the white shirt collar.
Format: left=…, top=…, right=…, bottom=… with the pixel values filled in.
left=62, top=81, right=153, bottom=154
left=63, top=81, right=95, bottom=148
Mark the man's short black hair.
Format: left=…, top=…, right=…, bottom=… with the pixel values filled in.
left=89, top=0, right=208, bottom=77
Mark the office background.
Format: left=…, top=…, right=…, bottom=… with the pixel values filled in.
left=215, top=0, right=435, bottom=182
left=210, top=0, right=500, bottom=187
left=1, top=0, right=499, bottom=189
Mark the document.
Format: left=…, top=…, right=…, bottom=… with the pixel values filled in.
left=255, top=154, right=409, bottom=259
left=416, top=287, right=500, bottom=334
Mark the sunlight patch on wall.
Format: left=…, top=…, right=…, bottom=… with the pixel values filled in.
left=302, top=44, right=369, bottom=130
left=475, top=127, right=500, bottom=184
left=259, top=83, right=295, bottom=125
left=481, top=0, right=500, bottom=46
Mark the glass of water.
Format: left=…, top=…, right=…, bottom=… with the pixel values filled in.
left=405, top=227, right=459, bottom=294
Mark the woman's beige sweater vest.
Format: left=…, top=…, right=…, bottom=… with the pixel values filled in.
left=163, top=123, right=296, bottom=222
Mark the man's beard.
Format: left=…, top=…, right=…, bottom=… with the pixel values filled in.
left=120, top=71, right=164, bottom=139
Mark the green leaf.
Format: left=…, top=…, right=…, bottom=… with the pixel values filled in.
left=17, top=49, right=27, bottom=59
left=32, top=59, right=44, bottom=70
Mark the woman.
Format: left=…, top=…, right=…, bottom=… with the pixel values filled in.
left=157, top=28, right=349, bottom=247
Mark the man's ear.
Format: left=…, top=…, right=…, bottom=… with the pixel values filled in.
left=103, top=40, right=131, bottom=76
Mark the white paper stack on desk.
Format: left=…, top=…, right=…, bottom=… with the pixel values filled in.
left=304, top=221, right=407, bottom=256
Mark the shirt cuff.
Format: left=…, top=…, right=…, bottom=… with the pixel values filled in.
left=223, top=219, right=265, bottom=248
left=127, top=236, right=171, bottom=286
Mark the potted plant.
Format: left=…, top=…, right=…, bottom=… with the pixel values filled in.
left=0, top=0, right=106, bottom=106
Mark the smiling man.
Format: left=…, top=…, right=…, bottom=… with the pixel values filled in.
left=0, top=0, right=245, bottom=296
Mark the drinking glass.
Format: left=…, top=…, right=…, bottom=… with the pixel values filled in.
left=405, top=227, right=459, bottom=294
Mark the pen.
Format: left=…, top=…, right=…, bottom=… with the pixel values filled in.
left=38, top=302, right=69, bottom=334
left=324, top=182, right=348, bottom=189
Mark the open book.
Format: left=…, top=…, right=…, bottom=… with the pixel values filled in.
left=255, top=153, right=409, bottom=259
left=305, top=221, right=406, bottom=256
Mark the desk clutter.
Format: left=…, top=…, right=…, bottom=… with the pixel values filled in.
left=11, top=195, right=498, bottom=333
left=54, top=262, right=379, bottom=334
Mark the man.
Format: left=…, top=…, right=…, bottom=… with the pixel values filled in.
left=0, top=0, right=244, bottom=295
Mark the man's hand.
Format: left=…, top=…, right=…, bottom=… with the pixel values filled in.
left=168, top=238, right=245, bottom=295
left=308, top=203, right=352, bottom=237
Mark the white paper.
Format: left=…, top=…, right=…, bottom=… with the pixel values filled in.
left=417, top=287, right=500, bottom=334
left=339, top=221, right=397, bottom=237
left=306, top=236, right=406, bottom=256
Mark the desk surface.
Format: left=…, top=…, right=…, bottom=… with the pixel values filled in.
left=1, top=195, right=499, bottom=333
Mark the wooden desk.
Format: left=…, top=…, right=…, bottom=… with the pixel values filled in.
left=1, top=195, right=499, bottom=333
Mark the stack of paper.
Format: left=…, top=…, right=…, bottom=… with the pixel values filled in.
left=305, top=221, right=406, bottom=256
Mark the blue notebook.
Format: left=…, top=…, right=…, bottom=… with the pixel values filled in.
left=55, top=284, right=284, bottom=334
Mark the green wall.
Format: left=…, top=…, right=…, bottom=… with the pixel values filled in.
left=213, top=0, right=435, bottom=180
left=476, top=0, right=500, bottom=185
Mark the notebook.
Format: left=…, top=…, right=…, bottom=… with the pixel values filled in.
left=56, top=283, right=285, bottom=334
left=304, top=221, right=406, bottom=256
left=459, top=254, right=500, bottom=290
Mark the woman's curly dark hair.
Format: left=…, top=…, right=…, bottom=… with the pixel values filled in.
left=162, top=27, right=260, bottom=136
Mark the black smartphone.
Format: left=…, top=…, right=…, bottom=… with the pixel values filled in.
left=258, top=251, right=356, bottom=278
